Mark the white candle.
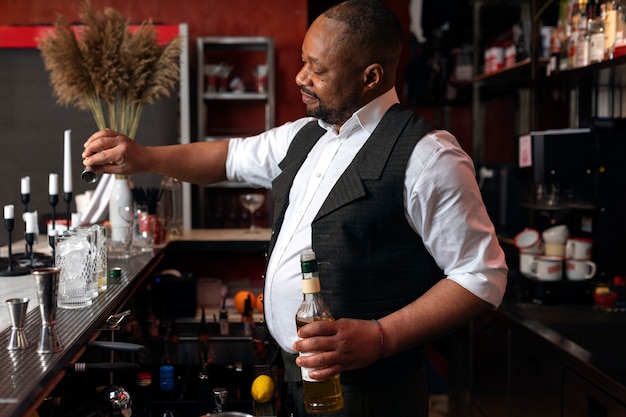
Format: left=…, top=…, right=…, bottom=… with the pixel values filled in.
left=49, top=173, right=58, bottom=195
left=23, top=212, right=36, bottom=233
left=4, top=205, right=14, bottom=220
left=63, top=129, right=72, bottom=193
left=21, top=176, right=30, bottom=194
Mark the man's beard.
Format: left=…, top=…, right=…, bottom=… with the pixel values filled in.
left=304, top=90, right=360, bottom=126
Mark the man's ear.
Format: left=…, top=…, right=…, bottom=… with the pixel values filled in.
left=364, top=63, right=384, bottom=88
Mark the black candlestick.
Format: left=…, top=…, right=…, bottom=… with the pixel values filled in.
left=48, top=230, right=56, bottom=266
left=0, top=218, right=29, bottom=276
left=21, top=193, right=29, bottom=212
left=49, top=194, right=59, bottom=231
left=5, top=218, right=13, bottom=272
left=25, top=232, right=35, bottom=268
left=21, top=193, right=30, bottom=257
left=64, top=191, right=72, bottom=230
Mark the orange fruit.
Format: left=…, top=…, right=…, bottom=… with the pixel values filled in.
left=256, top=292, right=264, bottom=314
left=234, top=290, right=256, bottom=313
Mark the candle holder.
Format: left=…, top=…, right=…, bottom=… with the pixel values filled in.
left=25, top=232, right=36, bottom=268
left=49, top=230, right=57, bottom=266
left=49, top=193, right=59, bottom=231
left=21, top=192, right=29, bottom=212
left=63, top=191, right=72, bottom=230
left=0, top=217, right=30, bottom=276
left=21, top=192, right=30, bottom=258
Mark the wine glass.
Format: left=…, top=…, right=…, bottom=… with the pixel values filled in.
left=239, top=193, right=265, bottom=233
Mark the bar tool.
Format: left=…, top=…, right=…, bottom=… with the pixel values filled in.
left=213, top=387, right=229, bottom=413
left=33, top=267, right=63, bottom=354
left=6, top=297, right=29, bottom=350
left=81, top=166, right=98, bottom=184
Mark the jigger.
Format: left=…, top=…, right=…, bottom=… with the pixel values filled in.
left=6, top=297, right=29, bottom=350
left=33, top=267, right=63, bottom=354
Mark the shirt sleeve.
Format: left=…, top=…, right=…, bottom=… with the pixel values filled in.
left=406, top=130, right=508, bottom=308
left=226, top=118, right=316, bottom=188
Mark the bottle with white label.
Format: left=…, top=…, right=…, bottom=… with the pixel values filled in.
left=295, top=249, right=344, bottom=413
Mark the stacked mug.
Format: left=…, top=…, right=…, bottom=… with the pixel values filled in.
left=514, top=228, right=544, bottom=277
left=564, top=237, right=596, bottom=280
left=515, top=225, right=596, bottom=282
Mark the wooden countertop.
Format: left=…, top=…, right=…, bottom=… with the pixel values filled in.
left=169, top=228, right=271, bottom=242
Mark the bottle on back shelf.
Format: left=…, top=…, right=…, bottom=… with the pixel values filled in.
left=242, top=295, right=253, bottom=337
left=295, top=249, right=344, bottom=413
left=134, top=372, right=153, bottom=417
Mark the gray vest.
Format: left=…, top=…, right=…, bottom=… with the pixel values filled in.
left=270, top=104, right=444, bottom=385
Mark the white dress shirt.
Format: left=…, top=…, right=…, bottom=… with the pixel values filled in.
left=226, top=88, right=508, bottom=353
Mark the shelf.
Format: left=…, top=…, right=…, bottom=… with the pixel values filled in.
left=520, top=202, right=596, bottom=211
left=539, top=54, right=626, bottom=85
left=195, top=36, right=275, bottom=228
left=203, top=91, right=269, bottom=100
left=474, top=57, right=532, bottom=82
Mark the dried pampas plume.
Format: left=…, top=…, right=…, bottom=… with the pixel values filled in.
left=38, top=1, right=182, bottom=140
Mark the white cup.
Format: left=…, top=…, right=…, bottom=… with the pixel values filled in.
left=565, top=259, right=596, bottom=280
left=529, top=256, right=563, bottom=281
left=545, top=243, right=566, bottom=257
left=514, top=228, right=543, bottom=254
left=542, top=224, right=569, bottom=245
left=519, top=253, right=537, bottom=276
left=565, top=237, right=593, bottom=260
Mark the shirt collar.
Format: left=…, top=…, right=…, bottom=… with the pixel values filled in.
left=317, top=88, right=400, bottom=136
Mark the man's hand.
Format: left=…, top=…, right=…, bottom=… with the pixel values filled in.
left=82, top=128, right=148, bottom=176
left=293, top=318, right=383, bottom=380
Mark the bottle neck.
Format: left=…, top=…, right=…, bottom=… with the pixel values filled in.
left=302, top=276, right=321, bottom=294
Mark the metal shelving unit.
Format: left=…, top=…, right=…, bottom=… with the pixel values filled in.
left=196, top=36, right=275, bottom=141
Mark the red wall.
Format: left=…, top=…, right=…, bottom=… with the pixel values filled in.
left=2, top=1, right=482, bottom=159
left=0, top=0, right=310, bottom=130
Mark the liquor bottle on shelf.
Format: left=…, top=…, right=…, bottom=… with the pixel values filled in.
left=295, top=249, right=344, bottom=414
left=242, top=295, right=253, bottom=337
left=134, top=372, right=153, bottom=417
left=158, top=365, right=180, bottom=417
left=219, top=297, right=230, bottom=336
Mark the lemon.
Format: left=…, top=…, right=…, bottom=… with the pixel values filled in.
left=251, top=374, right=274, bottom=403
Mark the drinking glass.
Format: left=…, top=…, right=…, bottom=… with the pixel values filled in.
left=239, top=193, right=265, bottom=233
left=55, top=231, right=94, bottom=309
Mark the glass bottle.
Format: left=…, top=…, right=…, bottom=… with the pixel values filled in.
left=295, top=249, right=344, bottom=413
left=576, top=3, right=590, bottom=67
left=159, top=176, right=183, bottom=239
left=134, top=372, right=153, bottom=417
left=242, top=295, right=253, bottom=337
left=588, top=1, right=605, bottom=63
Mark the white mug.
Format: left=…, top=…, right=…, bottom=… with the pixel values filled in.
left=545, top=243, right=566, bottom=257
left=519, top=253, right=537, bottom=276
left=514, top=228, right=543, bottom=254
left=530, top=256, right=563, bottom=281
left=565, top=259, right=596, bottom=280
left=542, top=224, right=569, bottom=245
left=565, top=237, right=593, bottom=260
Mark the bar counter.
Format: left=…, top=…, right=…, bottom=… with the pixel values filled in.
left=3, top=228, right=625, bottom=415
left=0, top=228, right=270, bottom=417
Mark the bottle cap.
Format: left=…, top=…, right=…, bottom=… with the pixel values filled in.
left=108, top=267, right=122, bottom=279
left=137, top=372, right=152, bottom=386
left=159, top=365, right=175, bottom=391
left=300, top=249, right=316, bottom=262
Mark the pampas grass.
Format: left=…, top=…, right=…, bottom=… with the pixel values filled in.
left=38, top=1, right=182, bottom=140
